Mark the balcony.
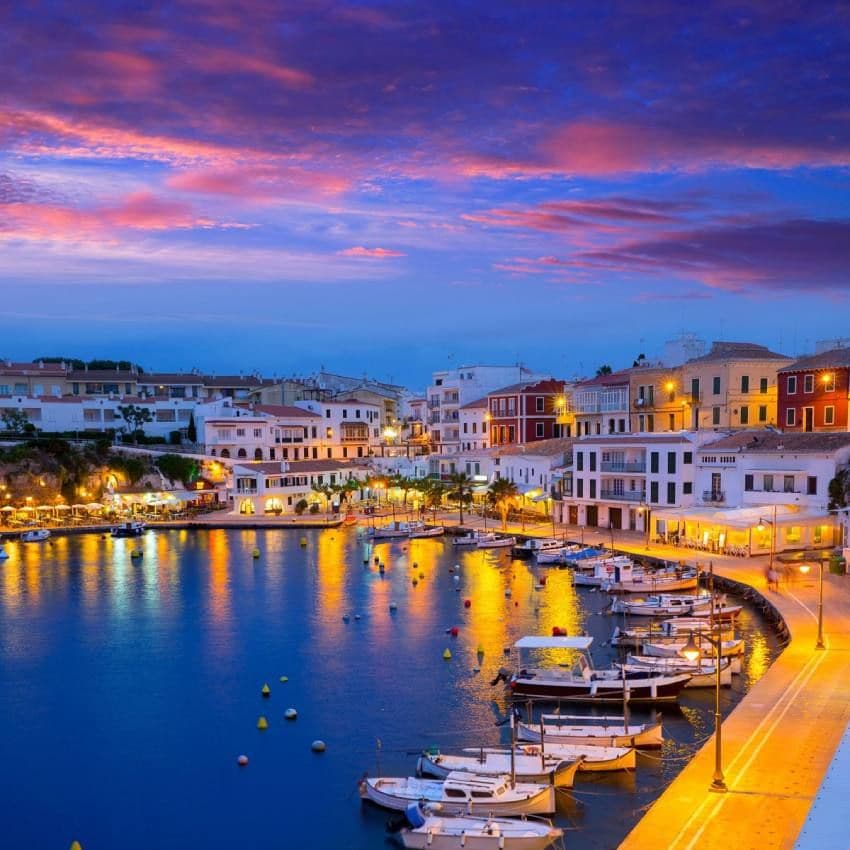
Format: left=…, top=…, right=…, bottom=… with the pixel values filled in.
left=428, top=413, right=441, bottom=425
left=632, top=397, right=655, bottom=410
left=441, top=413, right=459, bottom=423
left=702, top=490, right=725, bottom=503
left=236, top=486, right=258, bottom=494
left=341, top=434, right=368, bottom=443
left=688, top=391, right=703, bottom=403
left=600, top=461, right=646, bottom=473
left=427, top=399, right=440, bottom=410
left=599, top=489, right=646, bottom=503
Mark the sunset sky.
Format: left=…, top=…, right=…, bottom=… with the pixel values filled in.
left=2, top=1, right=849, bottom=385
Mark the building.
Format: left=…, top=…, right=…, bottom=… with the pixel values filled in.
left=571, top=370, right=632, bottom=437
left=229, top=459, right=368, bottom=516
left=426, top=365, right=539, bottom=454
left=777, top=347, right=850, bottom=433
left=487, top=379, right=566, bottom=446
left=293, top=398, right=383, bottom=459
left=459, top=397, right=489, bottom=451
left=650, top=430, right=850, bottom=555
left=0, top=360, right=71, bottom=397
left=679, top=341, right=793, bottom=430
left=628, top=364, right=688, bottom=433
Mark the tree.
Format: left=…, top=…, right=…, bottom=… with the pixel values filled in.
left=0, top=409, right=29, bottom=434
left=488, top=478, right=519, bottom=530
left=596, top=364, right=613, bottom=376
left=422, top=479, right=446, bottom=522
left=116, top=404, right=153, bottom=443
left=447, top=472, right=473, bottom=525
left=311, top=483, right=335, bottom=517
left=391, top=473, right=415, bottom=506
left=828, top=469, right=850, bottom=510
left=155, top=454, right=200, bottom=486
left=186, top=411, right=197, bottom=444
left=294, top=498, right=309, bottom=515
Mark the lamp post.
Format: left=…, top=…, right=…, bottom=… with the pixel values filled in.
left=799, top=561, right=826, bottom=650
left=682, top=628, right=727, bottom=792
left=757, top=503, right=778, bottom=570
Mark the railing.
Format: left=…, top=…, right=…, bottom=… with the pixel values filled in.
left=427, top=399, right=440, bottom=409
left=441, top=413, right=459, bottom=423
left=702, top=490, right=725, bottom=502
left=599, top=489, right=646, bottom=502
left=236, top=486, right=258, bottom=494
left=688, top=391, right=703, bottom=403
left=341, top=434, right=368, bottom=443
left=600, top=461, right=646, bottom=473
left=275, top=437, right=303, bottom=444
left=428, top=413, right=441, bottom=425
left=632, top=397, right=655, bottom=409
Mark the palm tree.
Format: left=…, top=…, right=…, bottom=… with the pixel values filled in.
left=448, top=472, right=473, bottom=525
left=487, top=478, right=519, bottom=530
left=391, top=473, right=415, bottom=507
left=422, top=479, right=446, bottom=522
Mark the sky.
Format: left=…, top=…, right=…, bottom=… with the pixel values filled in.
left=1, top=0, right=849, bottom=388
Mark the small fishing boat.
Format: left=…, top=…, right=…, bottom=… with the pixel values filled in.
left=368, top=522, right=421, bottom=540
left=513, top=537, right=564, bottom=558
left=610, top=617, right=734, bottom=648
left=517, top=713, right=663, bottom=749
left=610, top=593, right=712, bottom=617
left=642, top=638, right=745, bottom=661
left=21, top=529, right=51, bottom=543
left=601, top=561, right=699, bottom=593
left=111, top=521, right=146, bottom=538
left=453, top=531, right=496, bottom=547
left=360, top=771, right=555, bottom=816
left=478, top=535, right=516, bottom=549
left=418, top=748, right=583, bottom=788
left=465, top=743, right=636, bottom=773
left=409, top=525, right=445, bottom=539
left=397, top=803, right=563, bottom=850
left=619, top=655, right=733, bottom=688
left=534, top=547, right=569, bottom=566
left=685, top=603, right=743, bottom=620
left=571, top=555, right=636, bottom=587
left=498, top=636, right=691, bottom=704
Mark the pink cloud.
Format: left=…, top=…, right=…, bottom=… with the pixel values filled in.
left=338, top=246, right=406, bottom=258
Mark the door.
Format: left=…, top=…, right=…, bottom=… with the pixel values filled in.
left=804, top=407, right=814, bottom=432
left=629, top=508, right=637, bottom=531
left=586, top=505, right=598, bottom=527
left=711, top=473, right=721, bottom=499
left=568, top=506, right=578, bottom=525
left=609, top=507, right=623, bottom=530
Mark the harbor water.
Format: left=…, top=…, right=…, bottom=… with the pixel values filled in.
left=0, top=528, right=780, bottom=849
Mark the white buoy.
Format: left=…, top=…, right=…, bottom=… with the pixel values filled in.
left=311, top=740, right=326, bottom=752
left=284, top=708, right=297, bottom=720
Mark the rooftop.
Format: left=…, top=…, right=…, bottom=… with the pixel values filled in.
left=487, top=377, right=561, bottom=396
left=233, top=459, right=367, bottom=475
left=780, top=347, right=850, bottom=373
left=576, top=433, right=695, bottom=445
left=492, top=437, right=576, bottom=457
left=701, top=430, right=850, bottom=454
left=686, top=341, right=791, bottom=364
left=460, top=396, right=488, bottom=410
left=252, top=404, right=321, bottom=419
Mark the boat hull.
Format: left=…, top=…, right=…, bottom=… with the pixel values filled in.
left=401, top=820, right=561, bottom=850
left=418, top=753, right=581, bottom=788
left=470, top=744, right=636, bottom=773
left=517, top=721, right=663, bottom=749
left=409, top=527, right=444, bottom=538
left=509, top=672, right=691, bottom=704
left=605, top=576, right=698, bottom=593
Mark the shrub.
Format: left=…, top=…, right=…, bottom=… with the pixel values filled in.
left=294, top=499, right=309, bottom=515
left=308, top=502, right=320, bottom=514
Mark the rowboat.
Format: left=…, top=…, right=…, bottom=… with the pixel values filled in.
left=409, top=525, right=445, bottom=538
left=398, top=804, right=563, bottom=850
left=610, top=593, right=712, bottom=617
left=360, top=771, right=556, bottom=816
left=417, top=749, right=583, bottom=788
left=534, top=548, right=569, bottom=565
left=464, top=743, right=636, bottom=773
left=517, top=713, right=663, bottom=749
left=478, top=536, right=516, bottom=549
left=618, top=655, right=733, bottom=688
left=602, top=564, right=699, bottom=593
left=111, top=521, right=146, bottom=538
left=501, top=636, right=691, bottom=704
left=21, top=529, right=51, bottom=542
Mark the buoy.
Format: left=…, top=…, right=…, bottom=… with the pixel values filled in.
left=379, top=563, right=385, bottom=573
left=453, top=575, right=460, bottom=583
left=454, top=564, right=461, bottom=571
left=443, top=648, right=452, bottom=660
left=343, top=614, right=350, bottom=622
left=70, top=843, right=82, bottom=850
left=419, top=571, right=425, bottom=579
left=284, top=708, right=297, bottom=720
left=552, top=626, right=564, bottom=637
left=252, top=548, right=260, bottom=559
left=261, top=683, right=271, bottom=698
left=279, top=676, right=289, bottom=683
left=539, top=576, right=547, bottom=586
left=363, top=558, right=369, bottom=565
left=374, top=556, right=380, bottom=564
left=477, top=644, right=484, bottom=655
left=413, top=562, right=418, bottom=569
left=389, top=602, right=397, bottom=612
left=300, top=537, right=307, bottom=547
left=464, top=599, right=471, bottom=608
left=412, top=578, right=418, bottom=586
left=237, top=754, right=249, bottom=766
left=354, top=613, right=361, bottom=620
left=311, top=740, right=326, bottom=753
left=450, top=626, right=459, bottom=637
left=131, top=549, right=142, bottom=558
left=257, top=716, right=269, bottom=730
left=473, top=666, right=480, bottom=673
left=504, top=589, right=512, bottom=598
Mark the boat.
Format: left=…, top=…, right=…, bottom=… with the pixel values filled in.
left=513, top=537, right=564, bottom=558
left=342, top=512, right=358, bottom=526
left=111, top=521, right=146, bottom=538
left=571, top=555, right=636, bottom=587
left=517, top=713, right=663, bottom=749
left=453, top=531, right=496, bottom=547
left=398, top=803, right=563, bottom=850
left=409, top=525, right=445, bottom=539
left=534, top=547, right=570, bottom=566
left=464, top=743, right=636, bottom=773
left=360, top=771, right=555, bottom=816
left=642, top=638, right=745, bottom=661
left=611, top=619, right=734, bottom=649
left=478, top=535, right=516, bottom=549
left=418, top=748, right=583, bottom=788
left=21, top=529, right=51, bottom=543
left=500, top=636, right=691, bottom=704
left=618, top=655, right=733, bottom=688
left=601, top=561, right=699, bottom=593
left=610, top=593, right=712, bottom=617
left=685, top=602, right=743, bottom=620
left=368, top=521, right=421, bottom=540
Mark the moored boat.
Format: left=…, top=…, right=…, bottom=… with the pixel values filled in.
left=610, top=618, right=734, bottom=648
left=360, top=771, right=555, bottom=816
left=610, top=593, right=712, bottom=617
left=409, top=525, right=445, bottom=538
left=619, top=655, right=733, bottom=688
left=111, top=521, right=146, bottom=538
left=513, top=537, right=564, bottom=558
left=465, top=742, right=636, bottom=773
left=368, top=522, right=421, bottom=540
left=478, top=535, right=516, bottom=549
left=397, top=803, right=563, bottom=850
left=601, top=561, right=699, bottom=593
left=517, top=713, right=663, bottom=749
left=21, top=529, right=51, bottom=542
left=417, top=749, right=583, bottom=788
left=453, top=531, right=496, bottom=547
left=641, top=638, right=745, bottom=661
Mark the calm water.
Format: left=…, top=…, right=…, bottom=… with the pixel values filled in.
left=0, top=529, right=779, bottom=850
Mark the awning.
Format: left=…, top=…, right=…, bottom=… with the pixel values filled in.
left=514, top=636, right=593, bottom=650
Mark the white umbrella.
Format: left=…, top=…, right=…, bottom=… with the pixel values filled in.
left=85, top=502, right=104, bottom=510
left=55, top=504, right=71, bottom=511
left=1, top=506, right=14, bottom=513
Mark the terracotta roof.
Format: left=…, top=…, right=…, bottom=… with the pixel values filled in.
left=487, top=378, right=561, bottom=396
left=700, top=430, right=850, bottom=454
left=574, top=369, right=631, bottom=388
left=493, top=437, right=577, bottom=457
left=252, top=404, right=321, bottom=419
left=0, top=361, right=67, bottom=376
left=779, top=347, right=850, bottom=373
left=233, top=459, right=368, bottom=475
left=67, top=369, right=138, bottom=380
left=576, top=434, right=694, bottom=445
left=460, top=396, right=488, bottom=410
left=685, top=341, right=791, bottom=364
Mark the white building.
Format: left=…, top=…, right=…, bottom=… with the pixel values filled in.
left=426, top=365, right=540, bottom=454
left=459, top=397, right=489, bottom=451
left=294, top=398, right=383, bottom=459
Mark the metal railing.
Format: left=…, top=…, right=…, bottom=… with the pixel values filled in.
left=600, top=461, right=646, bottom=473
left=702, top=490, right=725, bottom=502
left=599, top=489, right=646, bottom=502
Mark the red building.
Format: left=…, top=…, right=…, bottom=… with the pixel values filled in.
left=777, top=348, right=850, bottom=432
left=487, top=379, right=566, bottom=446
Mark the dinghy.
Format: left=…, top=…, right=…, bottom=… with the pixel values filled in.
left=398, top=803, right=563, bottom=850
left=610, top=593, right=712, bottom=617
left=417, top=749, right=583, bottom=788
left=517, top=713, right=663, bottom=749
left=360, top=771, right=555, bottom=816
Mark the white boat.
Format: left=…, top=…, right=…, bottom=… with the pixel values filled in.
left=685, top=603, right=743, bottom=620
left=610, top=619, right=734, bottom=648
left=368, top=522, right=421, bottom=540
left=535, top=548, right=570, bottom=565
left=517, top=713, right=663, bottom=749
left=642, top=638, right=746, bottom=661
left=111, top=520, right=146, bottom=538
left=602, top=562, right=699, bottom=593
left=409, top=525, right=445, bottom=539
left=619, top=655, right=733, bottom=688
left=571, top=555, right=635, bottom=586
left=610, top=593, right=712, bottom=617
left=360, top=771, right=555, bottom=816
left=21, top=529, right=51, bottom=543
left=513, top=537, right=564, bottom=558
left=453, top=531, right=496, bottom=547
left=418, top=749, right=583, bottom=788
left=478, top=535, right=516, bottom=549
left=465, top=743, right=636, bottom=773
left=399, top=804, right=563, bottom=850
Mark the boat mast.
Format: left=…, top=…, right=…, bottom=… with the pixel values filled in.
left=509, top=709, right=517, bottom=788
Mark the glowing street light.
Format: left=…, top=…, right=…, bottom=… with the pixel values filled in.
left=799, top=562, right=826, bottom=650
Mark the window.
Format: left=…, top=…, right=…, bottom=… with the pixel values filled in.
left=760, top=377, right=768, bottom=394
left=342, top=409, right=348, bottom=418
left=535, top=422, right=544, bottom=438
left=472, top=422, right=477, bottom=434
left=823, top=374, right=835, bottom=392
left=638, top=414, right=645, bottom=432
left=650, top=452, right=659, bottom=473
left=712, top=376, right=721, bottom=395
left=783, top=475, right=795, bottom=493
left=786, top=408, right=796, bottom=427
left=650, top=481, right=659, bottom=503
left=745, top=474, right=754, bottom=491
left=576, top=479, right=584, bottom=498
left=758, top=405, right=767, bottom=423
left=589, top=452, right=597, bottom=472
left=646, top=414, right=654, bottom=432
left=326, top=409, right=331, bottom=418
left=463, top=422, right=468, bottom=434
left=667, top=452, right=676, bottom=474
left=253, top=428, right=262, bottom=438
left=787, top=375, right=797, bottom=394
left=683, top=451, right=693, bottom=464
left=576, top=452, right=583, bottom=471
left=589, top=479, right=596, bottom=499
left=236, top=427, right=245, bottom=437
left=618, top=419, right=626, bottom=433
left=712, top=407, right=720, bottom=426
left=764, top=474, right=774, bottom=492
left=667, top=482, right=675, bottom=504
left=804, top=374, right=814, bottom=393
left=807, top=476, right=817, bottom=495
left=824, top=406, right=835, bottom=425
left=739, top=406, right=749, bottom=424
left=683, top=482, right=693, bottom=495
left=326, top=426, right=332, bottom=438
left=741, top=375, right=749, bottom=393
left=535, top=397, right=544, bottom=412
left=508, top=425, right=515, bottom=442
left=156, top=410, right=176, bottom=422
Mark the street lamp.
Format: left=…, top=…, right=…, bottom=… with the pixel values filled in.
left=682, top=629, right=727, bottom=792
left=757, top=504, right=778, bottom=570
left=799, top=562, right=826, bottom=650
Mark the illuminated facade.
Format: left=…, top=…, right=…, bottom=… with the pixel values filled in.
left=777, top=347, right=850, bottom=433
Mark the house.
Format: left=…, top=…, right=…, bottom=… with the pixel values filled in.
left=628, top=363, right=688, bottom=433
left=459, top=397, right=489, bottom=451
left=293, top=398, right=383, bottom=459
left=571, top=370, right=632, bottom=437
left=777, top=347, right=850, bottom=433
left=486, top=379, right=567, bottom=446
